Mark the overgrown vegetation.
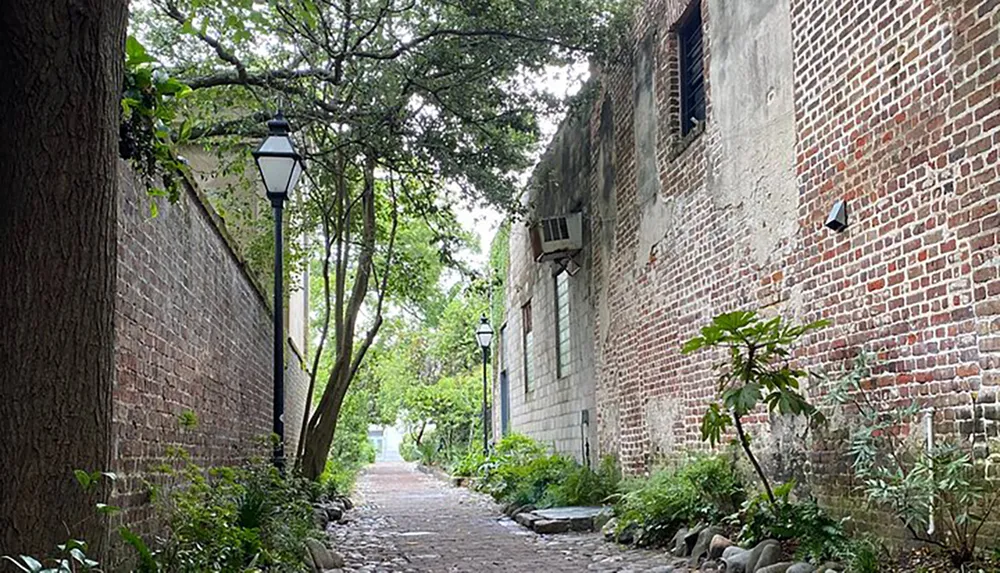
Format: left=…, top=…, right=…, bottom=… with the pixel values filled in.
left=613, top=453, right=745, bottom=547
left=826, top=351, right=1000, bottom=567
left=4, top=458, right=319, bottom=573
left=734, top=480, right=847, bottom=562
left=465, top=434, right=620, bottom=509
left=3, top=410, right=334, bottom=573
left=149, top=451, right=317, bottom=572
left=119, top=35, right=189, bottom=208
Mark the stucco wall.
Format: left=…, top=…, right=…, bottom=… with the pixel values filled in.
left=588, top=0, right=803, bottom=472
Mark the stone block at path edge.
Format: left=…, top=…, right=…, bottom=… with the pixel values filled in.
left=533, top=519, right=572, bottom=534
left=756, top=563, right=793, bottom=573
left=723, top=547, right=750, bottom=573
left=745, top=539, right=780, bottom=573
left=688, top=526, right=723, bottom=566
left=709, top=534, right=734, bottom=559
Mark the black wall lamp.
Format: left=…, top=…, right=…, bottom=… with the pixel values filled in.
left=825, top=199, right=848, bottom=232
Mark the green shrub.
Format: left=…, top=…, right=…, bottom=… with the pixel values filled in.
left=152, top=456, right=317, bottom=572
left=319, top=458, right=361, bottom=499
left=399, top=434, right=420, bottom=462
left=472, top=434, right=619, bottom=510
left=736, top=481, right=846, bottom=562
left=838, top=537, right=882, bottom=573
left=825, top=351, right=1000, bottom=566
left=504, top=454, right=576, bottom=507
left=416, top=439, right=438, bottom=466
left=613, top=453, right=744, bottom=547
left=451, top=450, right=487, bottom=477
left=542, top=456, right=621, bottom=507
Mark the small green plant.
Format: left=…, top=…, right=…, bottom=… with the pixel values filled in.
left=543, top=456, right=621, bottom=507
left=682, top=310, right=826, bottom=504
left=613, top=453, right=745, bottom=547
left=2, top=540, right=101, bottom=573
left=735, top=480, right=847, bottom=561
left=178, top=409, right=198, bottom=429
left=839, top=537, right=882, bottom=573
left=4, top=471, right=127, bottom=572
left=826, top=351, right=1000, bottom=566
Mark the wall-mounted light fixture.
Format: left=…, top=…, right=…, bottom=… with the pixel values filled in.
left=556, top=255, right=581, bottom=277
left=825, top=199, right=848, bottom=232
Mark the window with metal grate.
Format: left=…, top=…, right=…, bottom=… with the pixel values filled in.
left=678, top=3, right=705, bottom=136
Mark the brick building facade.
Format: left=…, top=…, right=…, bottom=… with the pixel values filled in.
left=110, top=162, right=310, bottom=548
left=500, top=0, right=999, bottom=508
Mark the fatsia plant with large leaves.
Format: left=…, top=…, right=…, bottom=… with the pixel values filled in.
left=682, top=311, right=827, bottom=504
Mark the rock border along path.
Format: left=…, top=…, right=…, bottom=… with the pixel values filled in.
left=327, top=462, right=687, bottom=572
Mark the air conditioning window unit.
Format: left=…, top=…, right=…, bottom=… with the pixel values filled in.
left=530, top=212, right=583, bottom=262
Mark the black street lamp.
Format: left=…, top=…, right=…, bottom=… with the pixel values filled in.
left=475, top=314, right=494, bottom=455
left=252, top=111, right=304, bottom=472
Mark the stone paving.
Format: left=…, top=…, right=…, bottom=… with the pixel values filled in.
left=327, top=462, right=690, bottom=573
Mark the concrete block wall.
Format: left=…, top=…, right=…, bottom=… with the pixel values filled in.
left=498, top=109, right=600, bottom=464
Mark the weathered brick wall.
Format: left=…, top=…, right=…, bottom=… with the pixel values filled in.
left=284, top=342, right=310, bottom=463
left=589, top=0, right=803, bottom=473
left=789, top=0, right=1000, bottom=516
left=112, top=163, right=310, bottom=540
left=533, top=0, right=998, bottom=522
left=499, top=108, right=600, bottom=463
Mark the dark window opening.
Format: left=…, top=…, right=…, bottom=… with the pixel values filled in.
left=678, top=3, right=705, bottom=136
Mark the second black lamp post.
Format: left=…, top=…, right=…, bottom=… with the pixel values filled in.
left=475, top=314, right=494, bottom=455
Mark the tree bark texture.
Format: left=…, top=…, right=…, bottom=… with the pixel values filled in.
left=0, top=0, right=128, bottom=559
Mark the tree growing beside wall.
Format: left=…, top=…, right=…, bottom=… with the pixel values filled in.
left=0, top=0, right=129, bottom=558
left=682, top=311, right=827, bottom=504
left=132, top=0, right=633, bottom=479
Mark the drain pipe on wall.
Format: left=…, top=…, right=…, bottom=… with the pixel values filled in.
left=924, top=407, right=935, bottom=536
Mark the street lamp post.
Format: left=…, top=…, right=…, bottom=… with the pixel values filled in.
left=475, top=314, right=494, bottom=455
left=252, top=111, right=304, bottom=472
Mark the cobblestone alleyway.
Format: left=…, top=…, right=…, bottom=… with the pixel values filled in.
left=328, top=462, right=685, bottom=573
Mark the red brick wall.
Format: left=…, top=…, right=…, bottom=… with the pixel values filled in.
left=585, top=0, right=999, bottom=496
left=790, top=0, right=1000, bottom=494
left=111, top=163, right=309, bottom=542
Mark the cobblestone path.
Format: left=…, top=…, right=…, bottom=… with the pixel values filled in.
left=328, top=462, right=688, bottom=573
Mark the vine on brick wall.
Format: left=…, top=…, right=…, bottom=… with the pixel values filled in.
left=119, top=35, right=190, bottom=215
left=488, top=220, right=511, bottom=329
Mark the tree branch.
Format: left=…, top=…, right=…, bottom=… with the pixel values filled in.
left=159, top=0, right=249, bottom=82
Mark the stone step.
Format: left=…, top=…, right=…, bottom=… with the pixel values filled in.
left=512, top=506, right=611, bottom=534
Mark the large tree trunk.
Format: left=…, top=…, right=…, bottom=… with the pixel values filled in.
left=0, top=0, right=128, bottom=560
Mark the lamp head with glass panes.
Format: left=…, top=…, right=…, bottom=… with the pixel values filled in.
left=475, top=314, right=494, bottom=349
left=252, top=112, right=304, bottom=204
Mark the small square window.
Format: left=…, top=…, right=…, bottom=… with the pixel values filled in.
left=678, top=2, right=705, bottom=136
